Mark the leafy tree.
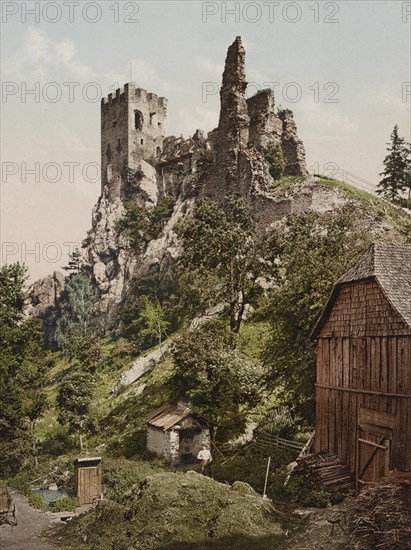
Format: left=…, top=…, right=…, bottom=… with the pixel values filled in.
left=122, top=295, right=170, bottom=352
left=0, top=264, right=48, bottom=472
left=54, top=273, right=96, bottom=355
left=116, top=196, right=175, bottom=252
left=57, top=369, right=95, bottom=450
left=75, top=336, right=105, bottom=373
left=265, top=142, right=285, bottom=181
left=62, top=248, right=82, bottom=273
left=138, top=298, right=170, bottom=350
left=0, top=262, right=27, bottom=325
left=15, top=318, right=48, bottom=465
left=262, top=206, right=370, bottom=421
left=169, top=322, right=262, bottom=441
left=377, top=124, right=410, bottom=200
left=176, top=195, right=266, bottom=347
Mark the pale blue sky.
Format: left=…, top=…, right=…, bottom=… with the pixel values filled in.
left=1, top=1, right=410, bottom=280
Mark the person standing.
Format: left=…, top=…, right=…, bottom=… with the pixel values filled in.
left=197, top=445, right=212, bottom=476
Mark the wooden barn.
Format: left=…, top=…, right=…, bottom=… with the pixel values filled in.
left=146, top=403, right=212, bottom=466
left=312, top=242, right=411, bottom=485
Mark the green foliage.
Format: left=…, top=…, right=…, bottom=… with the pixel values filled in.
left=75, top=336, right=105, bottom=373
left=56, top=369, right=95, bottom=450
left=257, top=406, right=299, bottom=439
left=122, top=296, right=169, bottom=349
left=62, top=248, right=82, bottom=274
left=0, top=262, right=27, bottom=325
left=54, top=273, right=96, bottom=355
left=139, top=298, right=169, bottom=347
left=176, top=196, right=267, bottom=345
left=262, top=206, right=370, bottom=421
left=265, top=142, right=285, bottom=181
left=54, top=495, right=79, bottom=512
left=285, top=477, right=331, bottom=508
left=213, top=445, right=296, bottom=499
left=169, top=322, right=263, bottom=441
left=377, top=124, right=410, bottom=200
left=28, top=491, right=48, bottom=511
left=116, top=196, right=175, bottom=252
left=40, top=424, right=74, bottom=456
left=102, top=458, right=164, bottom=503
left=0, top=264, right=48, bottom=475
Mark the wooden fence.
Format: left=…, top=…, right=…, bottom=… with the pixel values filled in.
left=253, top=430, right=306, bottom=452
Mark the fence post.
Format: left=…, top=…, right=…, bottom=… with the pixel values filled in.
left=262, top=456, right=271, bottom=499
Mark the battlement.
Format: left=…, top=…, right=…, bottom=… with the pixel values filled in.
left=101, top=82, right=168, bottom=112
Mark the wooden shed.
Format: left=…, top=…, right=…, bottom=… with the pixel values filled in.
left=312, top=242, right=411, bottom=485
left=146, top=403, right=213, bottom=466
left=74, top=457, right=102, bottom=505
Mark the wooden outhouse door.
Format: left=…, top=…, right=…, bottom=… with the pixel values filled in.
left=78, top=466, right=100, bottom=504
left=356, top=408, right=393, bottom=484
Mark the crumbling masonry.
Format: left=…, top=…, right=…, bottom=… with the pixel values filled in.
left=100, top=36, right=307, bottom=206
left=81, top=36, right=308, bottom=331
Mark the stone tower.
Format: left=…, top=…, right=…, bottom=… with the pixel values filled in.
left=101, top=82, right=168, bottom=199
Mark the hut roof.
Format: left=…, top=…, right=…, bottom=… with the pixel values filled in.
left=312, top=242, right=411, bottom=337
left=146, top=403, right=210, bottom=431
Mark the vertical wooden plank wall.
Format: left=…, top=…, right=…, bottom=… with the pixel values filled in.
left=314, top=280, right=411, bottom=478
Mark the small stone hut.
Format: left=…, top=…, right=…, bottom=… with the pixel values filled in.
left=312, top=242, right=411, bottom=485
left=146, top=403, right=212, bottom=466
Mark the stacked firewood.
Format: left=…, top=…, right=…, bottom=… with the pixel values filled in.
left=292, top=452, right=355, bottom=493
left=349, top=473, right=411, bottom=550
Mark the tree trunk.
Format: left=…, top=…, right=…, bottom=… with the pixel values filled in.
left=229, top=260, right=236, bottom=349
left=30, top=419, right=38, bottom=468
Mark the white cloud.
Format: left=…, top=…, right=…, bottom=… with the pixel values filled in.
left=2, top=26, right=93, bottom=81
left=55, top=38, right=76, bottom=63
left=196, top=57, right=224, bottom=78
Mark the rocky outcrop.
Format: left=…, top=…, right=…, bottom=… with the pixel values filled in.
left=114, top=341, right=171, bottom=393
left=28, top=271, right=65, bottom=317
left=84, top=186, right=195, bottom=332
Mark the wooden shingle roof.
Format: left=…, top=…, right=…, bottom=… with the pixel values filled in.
left=312, top=242, right=411, bottom=336
left=146, top=403, right=211, bottom=431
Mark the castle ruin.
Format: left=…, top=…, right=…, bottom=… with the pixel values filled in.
left=100, top=36, right=307, bottom=205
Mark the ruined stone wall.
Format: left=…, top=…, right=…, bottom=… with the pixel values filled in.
left=279, top=109, right=308, bottom=177
left=247, top=89, right=282, bottom=150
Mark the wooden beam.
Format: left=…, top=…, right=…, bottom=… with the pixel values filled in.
left=315, top=383, right=411, bottom=399
left=357, top=436, right=386, bottom=480
left=358, top=438, right=387, bottom=450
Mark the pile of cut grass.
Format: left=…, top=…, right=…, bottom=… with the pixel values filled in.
left=60, top=471, right=295, bottom=549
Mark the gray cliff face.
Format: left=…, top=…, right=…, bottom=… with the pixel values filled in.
left=28, top=271, right=65, bottom=317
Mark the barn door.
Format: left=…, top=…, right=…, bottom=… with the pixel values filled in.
left=356, top=408, right=393, bottom=485
left=78, top=467, right=99, bottom=504
left=357, top=434, right=390, bottom=484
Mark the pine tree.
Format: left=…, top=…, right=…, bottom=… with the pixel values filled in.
left=62, top=248, right=82, bottom=273
left=0, top=264, right=48, bottom=473
left=377, top=125, right=409, bottom=200
left=54, top=273, right=96, bottom=354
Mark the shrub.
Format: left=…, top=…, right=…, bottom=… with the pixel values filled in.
left=286, top=477, right=331, bottom=508
left=28, top=492, right=48, bottom=511
left=265, top=142, right=285, bottom=181
left=54, top=496, right=80, bottom=512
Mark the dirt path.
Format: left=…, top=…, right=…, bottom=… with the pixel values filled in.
left=286, top=502, right=352, bottom=550
left=0, top=491, right=61, bottom=550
